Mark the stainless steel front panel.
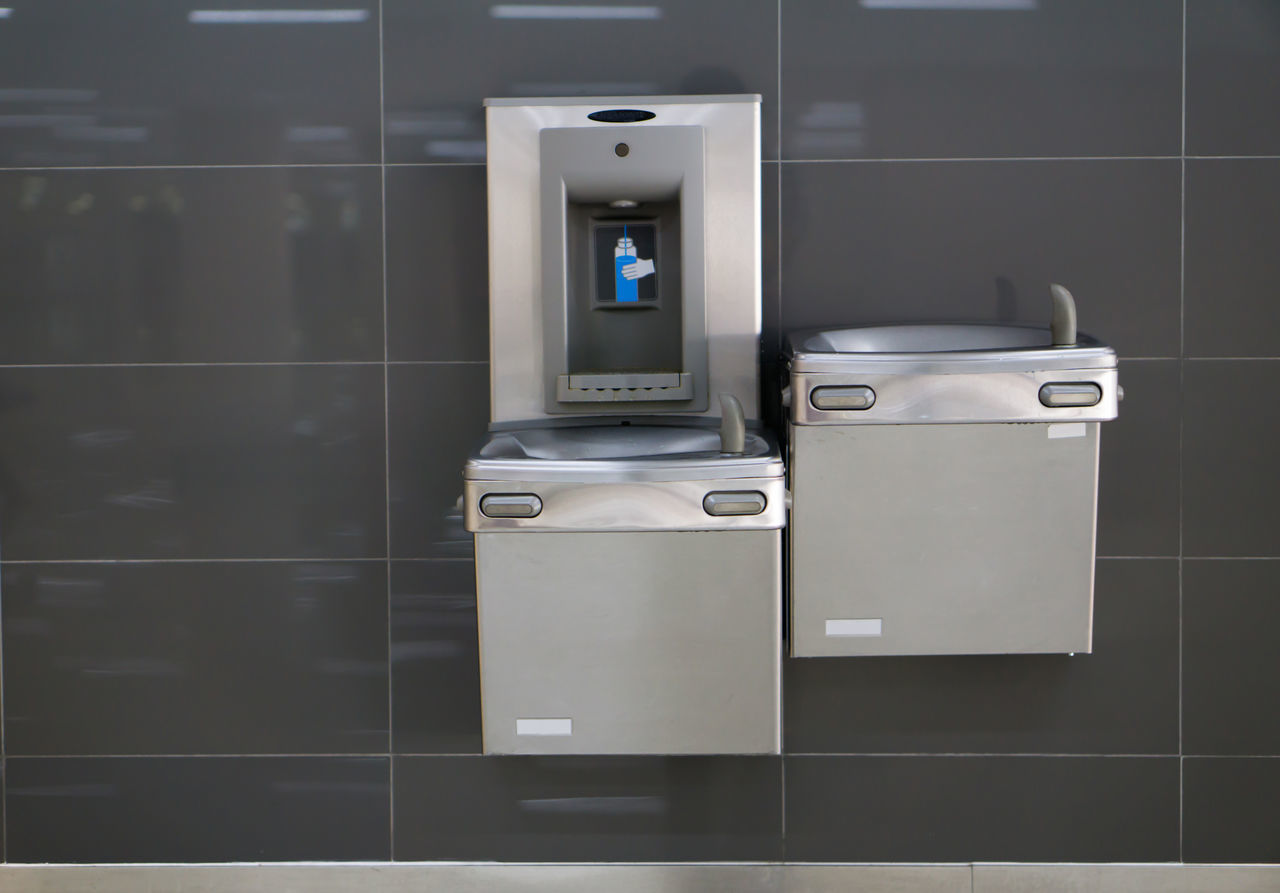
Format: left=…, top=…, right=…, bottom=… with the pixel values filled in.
left=466, top=477, right=785, bottom=532
left=485, top=97, right=762, bottom=424
left=789, top=368, right=1119, bottom=425
left=476, top=529, right=782, bottom=754
left=788, top=422, right=1099, bottom=657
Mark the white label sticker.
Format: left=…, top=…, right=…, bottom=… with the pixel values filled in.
left=1047, top=422, right=1086, bottom=439
left=516, top=718, right=572, bottom=736
left=826, top=618, right=883, bottom=637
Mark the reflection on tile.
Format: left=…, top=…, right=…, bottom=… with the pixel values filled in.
left=5, top=757, right=390, bottom=863
left=1184, top=758, right=1280, bottom=863
left=1183, top=560, right=1280, bottom=755
left=785, top=560, right=1179, bottom=755
left=785, top=756, right=1179, bottom=862
left=0, top=365, right=386, bottom=560
left=391, top=561, right=481, bottom=754
left=385, top=166, right=488, bottom=362
left=382, top=0, right=778, bottom=162
left=1185, top=160, right=1280, bottom=357
left=1187, top=1, right=1280, bottom=156
left=393, top=755, right=782, bottom=861
left=0, top=168, right=383, bottom=363
left=779, top=161, right=1181, bottom=359
left=387, top=364, right=488, bottom=559
left=2, top=562, right=388, bottom=756
left=1097, top=361, right=1180, bottom=557
left=1184, top=361, right=1280, bottom=556
left=781, top=0, right=1181, bottom=160
left=0, top=1, right=380, bottom=166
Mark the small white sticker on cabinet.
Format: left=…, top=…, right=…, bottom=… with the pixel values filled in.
left=825, top=618, right=883, bottom=637
left=516, top=718, right=573, bottom=736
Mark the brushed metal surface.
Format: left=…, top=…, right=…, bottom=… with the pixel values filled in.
left=974, top=864, right=1280, bottom=893
left=466, top=477, right=786, bottom=532
left=789, top=422, right=1099, bottom=656
left=485, top=97, right=762, bottom=424
left=469, top=423, right=779, bottom=467
left=475, top=529, right=781, bottom=754
left=786, top=325, right=1117, bottom=375
left=789, top=369, right=1119, bottom=425
left=0, top=864, right=967, bottom=893
left=0, top=863, right=1274, bottom=893
left=802, top=322, right=1059, bottom=353
left=465, top=424, right=785, bottom=491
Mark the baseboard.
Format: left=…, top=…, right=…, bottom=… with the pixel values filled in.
left=0, top=862, right=1277, bottom=892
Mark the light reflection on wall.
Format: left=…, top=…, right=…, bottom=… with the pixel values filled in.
left=489, top=5, right=662, bottom=21
left=187, top=9, right=370, bottom=24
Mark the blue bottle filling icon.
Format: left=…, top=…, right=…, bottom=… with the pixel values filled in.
left=614, top=227, right=638, bottom=303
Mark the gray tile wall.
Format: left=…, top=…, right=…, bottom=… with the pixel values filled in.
left=0, top=0, right=1276, bottom=865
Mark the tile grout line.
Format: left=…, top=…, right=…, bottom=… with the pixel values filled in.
left=0, top=361, right=489, bottom=369
left=5, top=754, right=410, bottom=760
left=0, top=163, right=386, bottom=172
left=7, top=357, right=1276, bottom=371
left=377, top=0, right=395, bottom=863
left=1178, top=0, right=1187, bottom=864
left=0, top=557, right=457, bottom=565
left=0, top=555, right=1193, bottom=564
left=1, top=558, right=398, bottom=565
left=9, top=751, right=1269, bottom=759
left=2, top=535, right=6, bottom=862
left=783, top=747, right=1182, bottom=752
left=778, top=155, right=1184, bottom=164
left=1, top=156, right=1277, bottom=175
left=777, top=0, right=786, bottom=854
left=776, top=0, right=784, bottom=364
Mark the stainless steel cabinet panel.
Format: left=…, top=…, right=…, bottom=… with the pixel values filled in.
left=789, top=423, right=1099, bottom=657
left=476, top=529, right=781, bottom=754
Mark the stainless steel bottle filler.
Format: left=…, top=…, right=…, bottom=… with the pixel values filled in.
left=467, top=96, right=781, bottom=755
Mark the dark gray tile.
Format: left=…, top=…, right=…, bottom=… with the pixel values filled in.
left=779, top=161, right=1181, bottom=359
left=2, top=562, right=388, bottom=756
left=387, top=364, right=488, bottom=559
left=1184, top=560, right=1280, bottom=755
left=0, top=168, right=383, bottom=364
left=1185, top=160, right=1280, bottom=358
left=785, top=756, right=1179, bottom=862
left=0, top=1, right=380, bottom=166
left=385, top=166, right=488, bottom=362
left=1184, top=758, right=1280, bottom=863
left=391, top=561, right=481, bottom=754
left=785, top=559, right=1179, bottom=755
left=781, top=0, right=1181, bottom=160
left=0, top=365, right=386, bottom=560
left=1184, top=361, right=1280, bottom=556
left=393, top=755, right=782, bottom=861
left=5, top=756, right=389, bottom=862
left=1097, top=361, right=1181, bottom=557
left=382, top=0, right=779, bottom=163
left=1187, top=1, right=1280, bottom=156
